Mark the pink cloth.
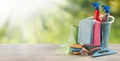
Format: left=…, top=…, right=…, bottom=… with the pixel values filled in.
left=93, top=21, right=101, bottom=46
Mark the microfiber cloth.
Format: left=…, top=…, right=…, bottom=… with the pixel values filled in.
left=78, top=19, right=96, bottom=44
left=93, top=21, right=101, bottom=46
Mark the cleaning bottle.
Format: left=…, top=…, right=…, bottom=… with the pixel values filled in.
left=101, top=5, right=111, bottom=48
left=102, top=5, right=111, bottom=22
left=91, top=2, right=101, bottom=46
left=92, top=2, right=101, bottom=22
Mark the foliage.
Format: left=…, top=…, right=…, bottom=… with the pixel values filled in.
left=0, top=0, right=120, bottom=44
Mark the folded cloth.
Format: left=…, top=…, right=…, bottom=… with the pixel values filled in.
left=78, top=20, right=96, bottom=45
left=93, top=21, right=101, bottom=46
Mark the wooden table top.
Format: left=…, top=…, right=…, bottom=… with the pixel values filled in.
left=0, top=44, right=119, bottom=61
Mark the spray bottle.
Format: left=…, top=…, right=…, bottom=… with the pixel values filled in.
left=102, top=5, right=111, bottom=22
left=92, top=2, right=101, bottom=22
left=101, top=5, right=111, bottom=48
left=91, top=2, right=101, bottom=47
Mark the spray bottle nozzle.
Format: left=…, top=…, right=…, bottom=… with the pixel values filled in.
left=91, top=2, right=100, bottom=10
left=102, top=5, right=111, bottom=13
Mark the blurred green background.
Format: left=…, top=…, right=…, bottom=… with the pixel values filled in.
left=0, top=0, right=120, bottom=44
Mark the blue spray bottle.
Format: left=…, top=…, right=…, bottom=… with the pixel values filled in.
left=102, top=5, right=111, bottom=22
left=101, top=5, right=111, bottom=48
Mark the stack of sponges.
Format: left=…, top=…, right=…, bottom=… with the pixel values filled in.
left=70, top=44, right=100, bottom=55
left=70, top=44, right=84, bottom=55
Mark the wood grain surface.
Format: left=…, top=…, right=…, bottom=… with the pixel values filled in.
left=0, top=44, right=119, bottom=61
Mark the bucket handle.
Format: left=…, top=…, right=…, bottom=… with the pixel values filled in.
left=100, top=15, right=115, bottom=23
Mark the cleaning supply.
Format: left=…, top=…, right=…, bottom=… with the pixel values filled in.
left=102, top=5, right=111, bottom=22
left=72, top=52, right=81, bottom=55
left=92, top=2, right=101, bottom=22
left=93, top=21, right=101, bottom=46
left=70, top=44, right=83, bottom=48
left=78, top=20, right=95, bottom=45
left=87, top=47, right=100, bottom=55
left=93, top=48, right=116, bottom=57
left=101, top=5, right=111, bottom=48
left=71, top=48, right=82, bottom=52
left=70, top=44, right=83, bottom=55
left=93, top=16, right=116, bottom=57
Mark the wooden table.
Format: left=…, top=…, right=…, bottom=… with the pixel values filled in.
left=0, top=44, right=119, bottom=61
